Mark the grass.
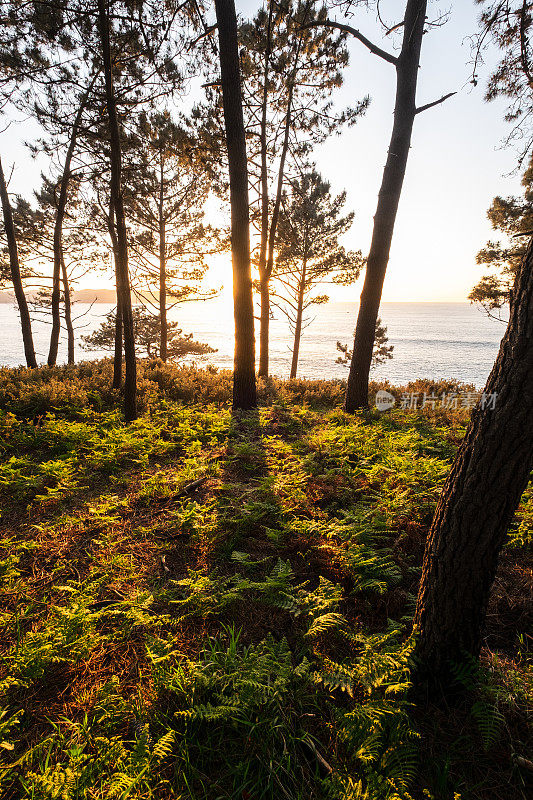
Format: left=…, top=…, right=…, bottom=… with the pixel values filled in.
left=0, top=361, right=530, bottom=799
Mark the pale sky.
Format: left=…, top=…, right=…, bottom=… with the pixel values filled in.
left=1, top=1, right=525, bottom=303
left=314, top=0, right=524, bottom=303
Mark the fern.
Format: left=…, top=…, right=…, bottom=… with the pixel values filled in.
left=471, top=700, right=504, bottom=751
left=305, top=612, right=347, bottom=638
left=151, top=729, right=175, bottom=760
left=316, top=626, right=419, bottom=799
left=0, top=707, right=23, bottom=756
left=158, top=628, right=318, bottom=797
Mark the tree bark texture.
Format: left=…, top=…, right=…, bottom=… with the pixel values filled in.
left=413, top=237, right=533, bottom=693
left=345, top=0, right=427, bottom=411
left=0, top=156, right=37, bottom=368
left=289, top=259, right=306, bottom=380
left=60, top=253, right=75, bottom=364
left=98, top=0, right=137, bottom=420
left=215, top=0, right=257, bottom=409
left=158, top=153, right=167, bottom=362
left=107, top=199, right=122, bottom=389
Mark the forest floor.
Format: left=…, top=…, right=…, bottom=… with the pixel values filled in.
left=0, top=361, right=531, bottom=800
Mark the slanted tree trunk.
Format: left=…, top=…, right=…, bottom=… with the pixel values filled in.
left=60, top=253, right=75, bottom=364
left=214, top=0, right=257, bottom=410
left=0, top=156, right=37, bottom=368
left=48, top=84, right=91, bottom=366
left=158, top=153, right=167, bottom=361
left=345, top=0, right=427, bottom=411
left=289, top=259, right=306, bottom=380
left=97, top=0, right=137, bottom=421
left=413, top=237, right=533, bottom=695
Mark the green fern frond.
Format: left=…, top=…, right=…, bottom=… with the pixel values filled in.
left=151, top=729, right=176, bottom=760
left=305, top=612, right=347, bottom=638
left=471, top=700, right=504, bottom=751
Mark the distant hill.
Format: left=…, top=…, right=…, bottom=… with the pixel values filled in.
left=0, top=289, right=117, bottom=304
left=72, top=289, right=117, bottom=303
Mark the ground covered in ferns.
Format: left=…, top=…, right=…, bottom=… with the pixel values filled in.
left=0, top=361, right=531, bottom=800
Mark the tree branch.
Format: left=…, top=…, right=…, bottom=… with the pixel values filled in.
left=520, top=0, right=533, bottom=89
left=301, top=20, right=398, bottom=66
left=188, top=24, right=218, bottom=51
left=415, top=91, right=456, bottom=114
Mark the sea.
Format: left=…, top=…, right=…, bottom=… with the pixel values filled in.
left=0, top=300, right=507, bottom=389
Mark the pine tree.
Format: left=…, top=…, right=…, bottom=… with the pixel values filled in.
left=0, top=157, right=37, bottom=368
left=336, top=318, right=393, bottom=371
left=82, top=306, right=215, bottom=361
left=239, top=0, right=368, bottom=377
left=414, top=237, right=533, bottom=694
left=474, top=0, right=533, bottom=164
left=414, top=2, right=533, bottom=696
left=9, top=175, right=105, bottom=365
left=97, top=0, right=137, bottom=421
left=125, top=112, right=220, bottom=361
left=307, top=1, right=454, bottom=410
left=214, top=0, right=257, bottom=410
left=469, top=156, right=533, bottom=317
left=271, top=169, right=363, bottom=379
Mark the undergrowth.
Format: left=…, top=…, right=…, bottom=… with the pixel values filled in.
left=0, top=364, right=530, bottom=799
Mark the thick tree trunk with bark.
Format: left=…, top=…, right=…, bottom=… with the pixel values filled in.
left=289, top=260, right=306, bottom=380
left=60, top=253, right=75, bottom=364
left=345, top=0, right=427, bottom=411
left=158, top=155, right=167, bottom=362
left=0, top=156, right=37, bottom=368
left=215, top=0, right=257, bottom=409
left=413, top=237, right=533, bottom=694
left=98, top=0, right=137, bottom=421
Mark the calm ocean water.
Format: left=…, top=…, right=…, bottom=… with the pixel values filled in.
left=0, top=300, right=506, bottom=389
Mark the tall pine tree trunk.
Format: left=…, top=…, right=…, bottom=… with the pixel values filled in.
left=0, top=156, right=37, bottom=368
left=345, top=0, right=427, bottom=411
left=259, top=73, right=299, bottom=378
left=257, top=0, right=273, bottom=378
left=158, top=154, right=167, bottom=362
left=60, top=253, right=75, bottom=364
left=258, top=277, right=270, bottom=376
left=259, top=7, right=310, bottom=377
left=113, top=295, right=123, bottom=388
left=215, top=0, right=257, bottom=409
left=289, top=260, right=306, bottom=380
left=413, top=237, right=533, bottom=694
left=97, top=0, right=137, bottom=421
left=159, top=221, right=167, bottom=362
left=48, top=83, right=91, bottom=366
left=107, top=199, right=122, bottom=389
